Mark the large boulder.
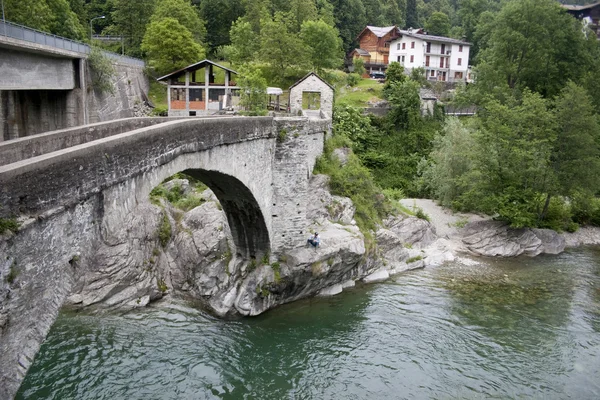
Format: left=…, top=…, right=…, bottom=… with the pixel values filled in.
left=460, top=220, right=565, bottom=257
left=307, top=174, right=356, bottom=225
left=232, top=222, right=366, bottom=316
left=383, top=214, right=437, bottom=249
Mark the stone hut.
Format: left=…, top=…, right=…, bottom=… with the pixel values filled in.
left=289, top=72, right=334, bottom=118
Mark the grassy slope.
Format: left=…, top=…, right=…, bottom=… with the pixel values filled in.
left=335, top=78, right=384, bottom=108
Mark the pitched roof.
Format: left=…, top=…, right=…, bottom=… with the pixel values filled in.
left=351, top=48, right=370, bottom=56
left=156, top=59, right=238, bottom=82
left=562, top=2, right=600, bottom=11
left=397, top=29, right=471, bottom=46
left=289, top=72, right=334, bottom=92
left=356, top=25, right=398, bottom=41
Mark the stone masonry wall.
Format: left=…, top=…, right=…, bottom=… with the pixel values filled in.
left=289, top=74, right=334, bottom=117
left=271, top=118, right=328, bottom=250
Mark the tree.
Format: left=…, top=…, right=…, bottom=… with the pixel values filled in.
left=3, top=0, right=85, bottom=40
left=329, top=0, right=367, bottom=53
left=353, top=58, right=366, bottom=76
left=259, top=12, right=308, bottom=84
left=142, top=18, right=205, bottom=75
left=425, top=12, right=450, bottom=36
left=476, top=0, right=593, bottom=99
left=300, top=19, right=343, bottom=72
left=288, top=0, right=319, bottom=31
left=238, top=64, right=268, bottom=114
left=225, top=18, right=260, bottom=65
left=385, top=79, right=422, bottom=131
left=199, top=0, right=245, bottom=55
left=150, top=0, right=206, bottom=44
left=405, top=0, right=419, bottom=28
left=111, top=0, right=157, bottom=57
left=545, top=82, right=600, bottom=219
left=47, top=0, right=87, bottom=40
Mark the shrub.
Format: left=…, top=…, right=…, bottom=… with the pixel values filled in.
left=88, top=47, right=115, bottom=94
left=346, top=73, right=361, bottom=87
left=158, top=212, right=172, bottom=248
left=0, top=218, right=19, bottom=235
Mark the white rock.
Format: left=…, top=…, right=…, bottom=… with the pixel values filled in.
left=362, top=269, right=390, bottom=283
left=318, top=284, right=343, bottom=296
left=341, top=279, right=355, bottom=289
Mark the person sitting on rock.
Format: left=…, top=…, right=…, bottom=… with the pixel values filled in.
left=307, top=232, right=320, bottom=248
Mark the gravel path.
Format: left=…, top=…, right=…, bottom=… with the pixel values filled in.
left=399, top=198, right=489, bottom=239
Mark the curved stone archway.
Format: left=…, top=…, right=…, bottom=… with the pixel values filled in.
left=183, top=169, right=270, bottom=259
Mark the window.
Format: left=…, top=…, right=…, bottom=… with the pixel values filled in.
left=430, top=70, right=435, bottom=77
left=410, top=55, right=414, bottom=63
left=440, top=58, right=444, bottom=68
left=402, top=42, right=406, bottom=50
left=425, top=56, right=430, bottom=67
left=441, top=44, right=445, bottom=54
left=459, top=45, right=463, bottom=52
left=411, top=41, right=415, bottom=49
left=401, top=55, right=405, bottom=63
left=397, top=43, right=401, bottom=50
left=426, top=42, right=431, bottom=53
left=384, top=42, right=389, bottom=48
left=398, top=56, right=401, bottom=62
left=458, top=58, right=462, bottom=66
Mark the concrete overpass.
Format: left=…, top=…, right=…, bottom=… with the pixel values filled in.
left=0, top=20, right=148, bottom=142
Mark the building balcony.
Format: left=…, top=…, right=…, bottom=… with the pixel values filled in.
left=424, top=50, right=451, bottom=56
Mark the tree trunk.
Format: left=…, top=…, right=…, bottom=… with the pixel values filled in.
left=538, top=193, right=552, bottom=226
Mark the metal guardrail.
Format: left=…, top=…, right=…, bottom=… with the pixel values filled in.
left=0, top=19, right=145, bottom=67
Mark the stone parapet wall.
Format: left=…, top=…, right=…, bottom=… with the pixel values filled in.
left=0, top=117, right=185, bottom=166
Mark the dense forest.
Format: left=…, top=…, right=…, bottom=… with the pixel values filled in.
left=3, top=0, right=600, bottom=232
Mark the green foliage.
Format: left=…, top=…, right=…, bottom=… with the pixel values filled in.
left=6, top=263, right=18, bottom=284
left=111, top=0, right=156, bottom=57
left=382, top=188, right=405, bottom=201
left=224, top=18, right=260, bottom=65
left=248, top=258, right=257, bottom=272
left=385, top=79, right=422, bottom=131
left=405, top=0, right=419, bottom=29
left=409, top=67, right=427, bottom=86
left=142, top=18, right=205, bottom=75
left=150, top=179, right=207, bottom=211
left=300, top=19, right=343, bottom=72
left=415, top=207, right=430, bottom=221
left=353, top=57, right=366, bottom=77
left=271, top=262, right=281, bottom=282
left=88, top=47, right=115, bottom=94
left=0, top=218, right=20, bottom=235
left=259, top=12, right=309, bottom=85
left=158, top=212, right=171, bottom=248
left=277, top=129, right=288, bottom=143
left=315, top=117, right=393, bottom=232
left=406, top=255, right=423, bottom=263
left=3, top=0, right=85, bottom=40
left=156, top=277, right=168, bottom=293
left=384, top=62, right=406, bottom=87
left=150, top=0, right=206, bottom=44
left=475, top=0, right=593, bottom=99
left=238, top=64, right=268, bottom=113
left=346, top=73, right=361, bottom=87
left=425, top=12, right=451, bottom=36
left=261, top=252, right=270, bottom=265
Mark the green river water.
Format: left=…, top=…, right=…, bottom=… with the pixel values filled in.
left=17, top=247, right=600, bottom=399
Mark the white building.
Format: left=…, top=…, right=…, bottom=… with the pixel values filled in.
left=388, top=29, right=471, bottom=83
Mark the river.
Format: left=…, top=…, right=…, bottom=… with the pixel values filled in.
left=16, top=247, right=600, bottom=399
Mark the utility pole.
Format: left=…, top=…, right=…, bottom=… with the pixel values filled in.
left=90, top=15, right=105, bottom=42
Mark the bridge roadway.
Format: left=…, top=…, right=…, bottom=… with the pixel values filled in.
left=0, top=115, right=330, bottom=257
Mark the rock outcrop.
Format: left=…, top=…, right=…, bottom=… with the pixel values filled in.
left=460, top=220, right=565, bottom=257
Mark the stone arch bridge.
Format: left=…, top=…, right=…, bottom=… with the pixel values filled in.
left=0, top=116, right=330, bottom=258
left=0, top=115, right=330, bottom=398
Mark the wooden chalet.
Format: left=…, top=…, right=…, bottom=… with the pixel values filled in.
left=157, top=60, right=240, bottom=116
left=563, top=2, right=600, bottom=39
left=350, top=26, right=400, bottom=75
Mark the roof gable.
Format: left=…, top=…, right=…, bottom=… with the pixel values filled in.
left=356, top=25, right=398, bottom=41
left=396, top=30, right=471, bottom=46
left=289, top=72, right=334, bottom=92
left=157, top=59, right=238, bottom=82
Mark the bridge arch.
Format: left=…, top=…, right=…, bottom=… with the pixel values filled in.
left=180, top=169, right=270, bottom=258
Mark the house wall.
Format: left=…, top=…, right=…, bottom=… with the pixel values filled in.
left=289, top=75, right=334, bottom=117
left=389, top=36, right=470, bottom=82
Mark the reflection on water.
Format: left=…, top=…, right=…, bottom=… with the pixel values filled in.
left=17, top=248, right=600, bottom=399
